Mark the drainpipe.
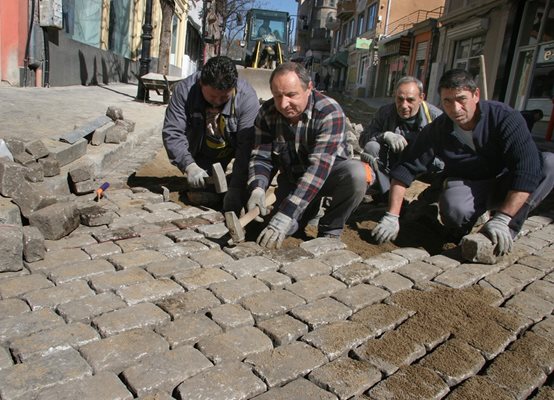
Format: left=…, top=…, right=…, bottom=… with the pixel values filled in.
left=384, top=0, right=392, bottom=36
left=136, top=0, right=153, bottom=101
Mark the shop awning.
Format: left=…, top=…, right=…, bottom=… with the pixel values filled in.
left=329, top=51, right=348, bottom=68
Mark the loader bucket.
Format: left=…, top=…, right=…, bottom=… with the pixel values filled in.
left=237, top=67, right=274, bottom=105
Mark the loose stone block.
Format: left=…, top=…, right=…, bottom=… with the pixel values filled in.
left=9, top=322, right=100, bottom=362
left=286, top=275, right=346, bottom=302
left=175, top=361, right=266, bottom=400
left=420, top=338, right=486, bottom=386
left=23, top=279, right=95, bottom=310
left=0, top=346, right=13, bottom=370
left=79, top=329, right=169, bottom=373
left=332, top=262, right=379, bottom=287
left=24, top=162, right=44, bottom=182
left=22, top=225, right=45, bottom=262
left=79, top=204, right=116, bottom=226
left=28, top=202, right=80, bottom=240
left=221, top=255, right=280, bottom=278
left=308, top=356, right=381, bottom=400
left=207, top=303, right=255, bottom=331
left=116, top=279, right=184, bottom=305
left=38, top=156, right=60, bottom=177
left=0, top=274, right=54, bottom=299
left=332, top=283, right=389, bottom=313
left=256, top=314, right=308, bottom=346
left=241, top=290, right=305, bottom=322
left=302, top=320, right=373, bottom=361
left=155, top=314, right=222, bottom=348
left=209, top=276, right=269, bottom=304
left=461, top=233, right=498, bottom=264
left=0, top=196, right=22, bottom=225
left=0, top=160, right=27, bottom=197
left=121, top=346, right=213, bottom=396
left=0, top=224, right=24, bottom=272
left=14, top=151, right=37, bottom=165
left=92, top=302, right=170, bottom=337
left=0, top=349, right=92, bottom=400
left=156, top=289, right=221, bottom=319
left=36, top=371, right=133, bottom=400
left=245, top=341, right=327, bottom=388
left=350, top=303, right=413, bottom=337
left=290, top=297, right=352, bottom=329
left=363, top=252, right=408, bottom=272
left=106, top=105, right=124, bottom=120
left=368, top=365, right=449, bottom=400
left=253, top=378, right=337, bottom=400
left=25, top=139, right=49, bottom=159
left=196, top=326, right=273, bottom=364
left=57, top=292, right=127, bottom=323
left=69, top=165, right=92, bottom=183
left=43, top=138, right=87, bottom=167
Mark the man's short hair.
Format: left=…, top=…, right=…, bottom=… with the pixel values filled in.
left=395, top=76, right=424, bottom=95
left=200, top=56, right=238, bottom=90
left=270, top=62, right=311, bottom=90
left=533, top=109, right=544, bottom=120
left=438, top=69, right=478, bottom=94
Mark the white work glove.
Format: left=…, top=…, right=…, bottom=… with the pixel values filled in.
left=383, top=131, right=408, bottom=153
left=185, top=163, right=209, bottom=189
left=480, top=212, right=513, bottom=256
left=247, top=187, right=269, bottom=223
left=257, top=212, right=294, bottom=249
left=223, top=187, right=243, bottom=215
left=360, top=151, right=379, bottom=172
left=371, top=212, right=400, bottom=244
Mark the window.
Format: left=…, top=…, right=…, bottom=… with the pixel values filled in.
left=108, top=0, right=131, bottom=58
left=348, top=18, right=355, bottom=40
left=357, top=13, right=364, bottom=35
left=63, top=0, right=102, bottom=48
left=453, top=35, right=485, bottom=80
left=366, top=3, right=377, bottom=31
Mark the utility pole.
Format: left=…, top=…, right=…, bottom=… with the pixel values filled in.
left=136, top=0, right=154, bottom=101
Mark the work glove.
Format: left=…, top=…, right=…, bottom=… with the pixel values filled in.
left=480, top=212, right=513, bottom=256
left=360, top=151, right=379, bottom=172
left=383, top=131, right=408, bottom=153
left=223, top=187, right=243, bottom=215
left=185, top=163, right=209, bottom=189
left=371, top=212, right=400, bottom=244
left=247, top=187, right=269, bottom=223
left=257, top=212, right=294, bottom=249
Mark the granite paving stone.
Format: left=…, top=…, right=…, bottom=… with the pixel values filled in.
left=156, top=288, right=221, bottom=319
left=121, top=346, right=213, bottom=396
left=433, top=262, right=505, bottom=288
left=36, top=371, right=133, bottom=400
left=175, top=361, right=266, bottom=400
left=223, top=241, right=267, bottom=259
left=331, top=283, right=389, bottom=313
left=156, top=313, right=221, bottom=349
left=195, top=222, right=228, bottom=239
left=315, top=249, right=363, bottom=271
left=391, top=247, right=430, bottom=261
left=196, top=326, right=273, bottom=364
left=396, top=315, right=450, bottom=351
left=255, top=270, right=291, bottom=289
left=0, top=348, right=92, bottom=400
left=92, top=302, right=170, bottom=337
left=143, top=210, right=183, bottom=225
left=419, top=338, right=486, bottom=386
left=525, top=279, right=554, bottom=303
left=57, top=292, right=127, bottom=323
left=308, top=356, right=381, bottom=400
left=256, top=314, right=308, bottom=346
left=331, top=262, right=379, bottom=287
left=503, top=291, right=554, bottom=322
left=145, top=256, right=200, bottom=278
left=25, top=248, right=91, bottom=273
left=116, top=278, right=184, bottom=305
left=532, top=387, right=554, bottom=400
left=269, top=247, right=313, bottom=265
left=0, top=274, right=54, bottom=299
left=370, top=271, right=413, bottom=293
left=508, top=332, right=554, bottom=375
left=108, top=249, right=167, bottom=270
left=352, top=330, right=426, bottom=376
left=209, top=276, right=269, bottom=304
left=157, top=240, right=210, bottom=258
left=395, top=261, right=442, bottom=283
left=286, top=275, right=346, bottom=302
left=79, top=328, right=169, bottom=373
left=279, top=258, right=332, bottom=281
left=0, top=346, right=13, bottom=370
left=47, top=259, right=115, bottom=284
left=167, top=228, right=204, bottom=242
left=135, top=390, right=174, bottom=400
left=89, top=267, right=154, bottom=293
left=245, top=341, right=327, bottom=388
left=188, top=248, right=235, bottom=267
left=299, top=237, right=346, bottom=256
left=531, top=316, right=554, bottom=344
left=0, top=298, right=30, bottom=318
left=484, top=264, right=545, bottom=298
left=363, top=252, right=408, bottom=273
left=82, top=241, right=123, bottom=259
left=115, top=234, right=175, bottom=252
left=290, top=297, right=352, bottom=329
left=301, top=320, right=374, bottom=361
left=252, top=377, right=338, bottom=400
left=92, top=227, right=139, bottom=243
left=173, top=267, right=235, bottom=290
left=44, top=233, right=97, bottom=251
left=446, top=375, right=515, bottom=400
left=423, top=254, right=461, bottom=270
left=241, top=289, right=305, bottom=322
left=368, top=365, right=449, bottom=400
left=350, top=303, right=414, bottom=337
left=208, top=303, right=255, bottom=331
left=453, top=318, right=516, bottom=360
left=222, top=255, right=280, bottom=278
left=0, top=308, right=64, bottom=343
left=23, top=279, right=95, bottom=310
left=516, top=236, right=550, bottom=251
left=143, top=201, right=183, bottom=213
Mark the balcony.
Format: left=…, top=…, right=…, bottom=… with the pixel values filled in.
left=336, top=0, right=355, bottom=21
left=310, top=36, right=332, bottom=52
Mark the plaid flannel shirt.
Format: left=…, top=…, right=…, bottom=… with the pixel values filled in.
left=248, top=90, right=349, bottom=220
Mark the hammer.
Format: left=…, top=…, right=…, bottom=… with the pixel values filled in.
left=225, top=188, right=276, bottom=244
left=205, top=163, right=228, bottom=193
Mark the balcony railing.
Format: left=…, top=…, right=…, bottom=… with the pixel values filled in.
left=387, top=7, right=444, bottom=36
left=336, top=0, right=355, bottom=20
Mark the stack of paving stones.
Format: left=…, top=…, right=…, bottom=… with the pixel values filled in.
left=0, top=175, right=553, bottom=400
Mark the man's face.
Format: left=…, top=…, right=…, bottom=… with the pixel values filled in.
left=440, top=87, right=480, bottom=130
left=201, top=83, right=233, bottom=108
left=270, top=71, right=313, bottom=123
left=395, top=82, right=423, bottom=119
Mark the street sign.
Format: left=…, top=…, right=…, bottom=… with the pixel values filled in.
left=356, top=38, right=373, bottom=50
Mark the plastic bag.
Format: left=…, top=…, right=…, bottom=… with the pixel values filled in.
left=0, top=139, right=14, bottom=161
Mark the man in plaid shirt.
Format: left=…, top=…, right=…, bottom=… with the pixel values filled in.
left=247, top=62, right=372, bottom=249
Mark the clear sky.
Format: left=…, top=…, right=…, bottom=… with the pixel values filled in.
left=262, top=0, right=298, bottom=17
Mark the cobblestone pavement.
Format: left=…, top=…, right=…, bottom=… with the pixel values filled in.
left=0, top=86, right=553, bottom=399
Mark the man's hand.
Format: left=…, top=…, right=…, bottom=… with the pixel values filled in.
left=223, top=187, right=243, bottom=215
left=247, top=187, right=269, bottom=222
left=480, top=212, right=513, bottom=255
left=371, top=212, right=400, bottom=244
left=257, top=212, right=293, bottom=249
left=185, top=163, right=209, bottom=189
left=360, top=151, right=379, bottom=172
left=383, top=131, right=408, bottom=153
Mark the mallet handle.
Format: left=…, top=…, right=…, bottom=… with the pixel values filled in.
left=239, top=191, right=276, bottom=228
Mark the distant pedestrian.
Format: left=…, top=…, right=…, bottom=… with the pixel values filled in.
left=323, top=73, right=330, bottom=91
left=314, top=72, right=320, bottom=90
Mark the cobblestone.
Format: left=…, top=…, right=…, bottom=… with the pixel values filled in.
left=332, top=283, right=389, bottom=312
left=155, top=314, right=222, bottom=348
left=0, top=274, right=54, bottom=299
left=173, top=267, right=235, bottom=290
left=145, top=256, right=200, bottom=278
left=290, top=297, right=352, bottom=329
left=256, top=314, right=308, bottom=346
left=241, top=290, right=305, bottom=322
left=116, top=278, right=184, bottom=305
left=92, top=302, right=170, bottom=337
left=504, top=291, right=554, bottom=322
left=57, top=292, right=127, bottom=322
left=156, top=288, right=221, bottom=319
left=209, top=276, right=269, bottom=304
left=395, top=261, right=442, bottom=283
left=0, top=308, right=64, bottom=343
left=0, top=298, right=30, bottom=318
left=371, top=271, right=413, bottom=293
left=280, top=258, right=332, bottom=281
left=23, top=279, right=95, bottom=310
left=363, top=252, right=408, bottom=272
left=350, top=303, right=413, bottom=337
left=253, top=377, right=337, bottom=400
left=89, top=267, right=154, bottom=293
left=286, top=275, right=346, bottom=302
left=484, top=264, right=545, bottom=298
left=37, top=371, right=133, bottom=400
left=222, top=255, right=280, bottom=278
left=316, top=249, right=363, bottom=271
left=47, top=259, right=115, bottom=284
left=208, top=303, right=255, bottom=330
left=82, top=241, right=123, bottom=259
left=108, top=249, right=167, bottom=270
left=331, top=262, right=379, bottom=286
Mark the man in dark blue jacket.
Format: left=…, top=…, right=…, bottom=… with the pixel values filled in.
left=372, top=69, right=554, bottom=255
